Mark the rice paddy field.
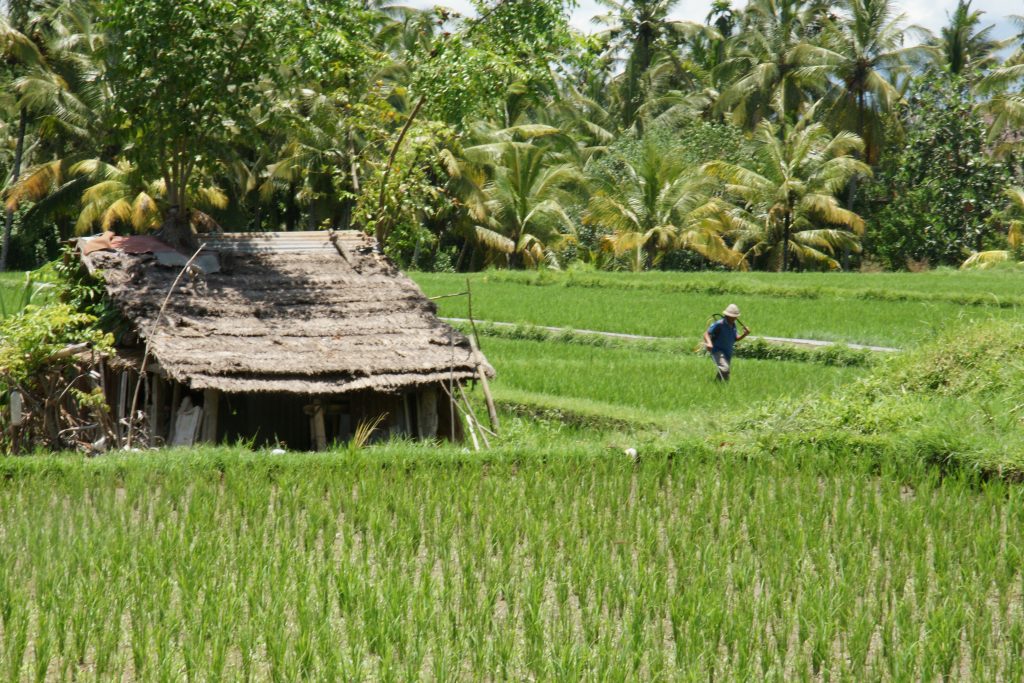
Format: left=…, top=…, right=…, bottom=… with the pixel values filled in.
left=0, top=453, right=1020, bottom=681
left=2, top=266, right=1024, bottom=680
left=413, top=269, right=1024, bottom=346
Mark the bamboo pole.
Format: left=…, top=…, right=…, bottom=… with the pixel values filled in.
left=463, top=279, right=499, bottom=434
left=126, top=245, right=205, bottom=449
left=469, top=336, right=499, bottom=435
left=457, top=382, right=489, bottom=449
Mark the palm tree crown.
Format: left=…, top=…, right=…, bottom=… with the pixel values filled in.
left=585, top=138, right=742, bottom=270
left=703, top=120, right=871, bottom=270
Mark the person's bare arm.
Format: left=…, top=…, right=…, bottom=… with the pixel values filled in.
left=703, top=330, right=713, bottom=350
left=738, top=323, right=751, bottom=341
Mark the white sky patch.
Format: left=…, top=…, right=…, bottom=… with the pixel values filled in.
left=412, top=0, right=1021, bottom=38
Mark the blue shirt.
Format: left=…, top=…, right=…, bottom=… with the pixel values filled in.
left=707, top=319, right=738, bottom=359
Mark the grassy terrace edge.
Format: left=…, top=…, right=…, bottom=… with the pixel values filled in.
left=474, top=269, right=1024, bottom=309
left=455, top=321, right=879, bottom=366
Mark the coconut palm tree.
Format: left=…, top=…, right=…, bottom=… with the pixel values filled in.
left=7, top=158, right=228, bottom=236
left=464, top=134, right=581, bottom=268
left=714, top=0, right=832, bottom=127
left=975, top=16, right=1024, bottom=147
left=585, top=138, right=742, bottom=271
left=593, top=0, right=704, bottom=131
left=932, top=0, right=1004, bottom=77
left=795, top=0, right=922, bottom=164
left=0, top=3, right=49, bottom=270
left=703, top=120, right=871, bottom=271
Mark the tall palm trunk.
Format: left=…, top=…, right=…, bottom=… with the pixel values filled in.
left=782, top=212, right=791, bottom=272
left=375, top=94, right=426, bottom=248
left=623, top=22, right=654, bottom=131
left=1, top=107, right=28, bottom=272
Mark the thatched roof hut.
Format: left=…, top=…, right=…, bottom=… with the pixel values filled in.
left=78, top=230, right=493, bottom=448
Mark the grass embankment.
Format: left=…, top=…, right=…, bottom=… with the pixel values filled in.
left=414, top=270, right=1024, bottom=347
left=476, top=336, right=860, bottom=431
left=1, top=451, right=1022, bottom=680
left=460, top=320, right=878, bottom=365
left=422, top=267, right=1024, bottom=305
left=729, top=320, right=1024, bottom=478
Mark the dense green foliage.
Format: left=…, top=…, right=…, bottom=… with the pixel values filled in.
left=0, top=303, right=109, bottom=383
left=0, top=0, right=1022, bottom=271
left=0, top=301, right=113, bottom=452
left=868, top=73, right=1017, bottom=268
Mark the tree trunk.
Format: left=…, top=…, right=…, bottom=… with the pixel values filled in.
left=782, top=213, right=791, bottom=272
left=375, top=94, right=426, bottom=248
left=1, top=107, right=28, bottom=272
left=157, top=147, right=199, bottom=252
left=842, top=90, right=867, bottom=271
left=509, top=227, right=521, bottom=269
left=348, top=134, right=361, bottom=195
left=455, top=238, right=469, bottom=272
left=158, top=206, right=197, bottom=253
left=623, top=25, right=653, bottom=131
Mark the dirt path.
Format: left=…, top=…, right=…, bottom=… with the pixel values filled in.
left=441, top=317, right=901, bottom=353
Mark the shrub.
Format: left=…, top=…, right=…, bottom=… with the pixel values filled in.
left=0, top=304, right=114, bottom=453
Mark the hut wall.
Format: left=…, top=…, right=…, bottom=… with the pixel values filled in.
left=112, top=378, right=463, bottom=450
left=218, top=392, right=319, bottom=450
left=214, top=389, right=438, bottom=450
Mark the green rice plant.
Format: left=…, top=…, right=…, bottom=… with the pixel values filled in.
left=459, top=320, right=878, bottom=366
left=413, top=271, right=1024, bottom=347
left=0, top=446, right=1022, bottom=679
left=415, top=267, right=1024, bottom=306
left=478, top=336, right=860, bottom=429
left=731, top=320, right=1024, bottom=478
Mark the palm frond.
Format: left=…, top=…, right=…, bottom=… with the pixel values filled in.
left=6, top=160, right=64, bottom=209
left=473, top=225, right=515, bottom=254
left=101, top=198, right=132, bottom=230
left=961, top=250, right=1011, bottom=269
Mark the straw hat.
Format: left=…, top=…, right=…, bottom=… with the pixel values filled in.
left=722, top=303, right=741, bottom=318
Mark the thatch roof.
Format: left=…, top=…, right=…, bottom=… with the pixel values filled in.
left=79, top=231, right=492, bottom=395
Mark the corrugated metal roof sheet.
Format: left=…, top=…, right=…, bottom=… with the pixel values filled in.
left=200, top=230, right=373, bottom=254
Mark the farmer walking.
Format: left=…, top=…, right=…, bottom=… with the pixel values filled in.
left=704, top=304, right=749, bottom=382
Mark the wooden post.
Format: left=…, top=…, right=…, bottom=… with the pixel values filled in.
left=469, top=336, right=499, bottom=434
left=118, top=372, right=129, bottom=423
left=403, top=394, right=414, bottom=437
left=418, top=388, right=439, bottom=438
left=168, top=382, right=182, bottom=445
left=200, top=389, right=220, bottom=444
left=309, top=400, right=327, bottom=450
left=149, top=374, right=161, bottom=444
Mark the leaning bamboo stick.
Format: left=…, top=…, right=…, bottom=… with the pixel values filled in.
left=468, top=336, right=499, bottom=434
left=457, top=382, right=489, bottom=449
left=126, top=245, right=205, bottom=449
